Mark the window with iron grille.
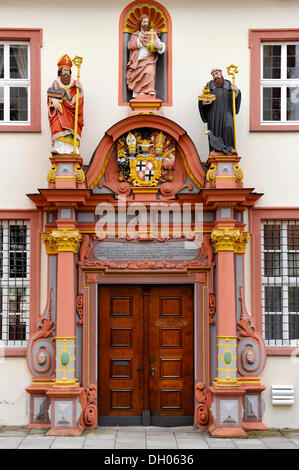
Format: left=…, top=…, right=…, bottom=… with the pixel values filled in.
left=0, top=220, right=30, bottom=346
left=261, top=220, right=299, bottom=347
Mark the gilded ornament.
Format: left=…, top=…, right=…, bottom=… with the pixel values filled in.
left=206, top=163, right=216, bottom=183
left=75, top=164, right=85, bottom=184
left=211, top=229, right=250, bottom=253
left=47, top=164, right=58, bottom=183
left=42, top=229, right=82, bottom=254
left=123, top=5, right=168, bottom=33
left=233, top=163, right=244, bottom=183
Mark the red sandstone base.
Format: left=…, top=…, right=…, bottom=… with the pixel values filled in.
left=209, top=423, right=248, bottom=438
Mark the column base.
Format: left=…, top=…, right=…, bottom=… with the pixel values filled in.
left=26, top=380, right=55, bottom=428
left=242, top=421, right=268, bottom=431
left=208, top=384, right=248, bottom=438
left=209, top=422, right=248, bottom=438
left=46, top=386, right=84, bottom=436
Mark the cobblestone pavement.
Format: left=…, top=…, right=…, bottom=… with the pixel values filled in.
left=0, top=426, right=298, bottom=449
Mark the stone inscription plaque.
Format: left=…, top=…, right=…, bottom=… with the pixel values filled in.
left=94, top=241, right=198, bottom=261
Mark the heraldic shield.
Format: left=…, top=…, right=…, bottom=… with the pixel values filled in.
left=117, top=130, right=175, bottom=187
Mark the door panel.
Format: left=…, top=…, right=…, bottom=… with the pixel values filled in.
left=148, top=286, right=194, bottom=418
left=99, top=285, right=144, bottom=417
left=98, top=284, right=194, bottom=425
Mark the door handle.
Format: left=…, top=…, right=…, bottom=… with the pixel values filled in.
left=137, top=366, right=142, bottom=371
left=150, top=367, right=155, bottom=377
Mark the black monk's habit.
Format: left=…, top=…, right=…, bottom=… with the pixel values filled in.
left=198, top=79, right=241, bottom=153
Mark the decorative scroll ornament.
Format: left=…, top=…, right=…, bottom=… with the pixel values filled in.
left=206, top=163, right=216, bottom=183
left=79, top=384, right=97, bottom=429
left=237, top=287, right=267, bottom=377
left=47, top=164, right=57, bottom=183
left=75, top=164, right=85, bottom=184
left=26, top=288, right=56, bottom=379
left=117, top=130, right=176, bottom=187
left=194, top=383, right=212, bottom=428
left=76, top=293, right=84, bottom=325
left=123, top=5, right=168, bottom=33
left=209, top=293, right=216, bottom=324
left=233, top=163, right=244, bottom=183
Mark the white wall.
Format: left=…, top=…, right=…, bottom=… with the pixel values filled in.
left=0, top=358, right=31, bottom=425
left=261, top=357, right=299, bottom=429
left=0, top=0, right=299, bottom=427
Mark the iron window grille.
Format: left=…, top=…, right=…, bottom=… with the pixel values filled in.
left=261, top=220, right=299, bottom=347
left=0, top=220, right=30, bottom=347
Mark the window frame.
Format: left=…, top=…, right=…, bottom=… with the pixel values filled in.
left=0, top=28, right=42, bottom=132
left=249, top=28, right=299, bottom=131
left=0, top=210, right=42, bottom=356
left=250, top=207, right=299, bottom=356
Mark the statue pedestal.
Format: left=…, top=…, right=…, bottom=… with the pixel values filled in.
left=206, top=154, right=243, bottom=189
left=47, top=153, right=86, bottom=189
left=129, top=95, right=163, bottom=116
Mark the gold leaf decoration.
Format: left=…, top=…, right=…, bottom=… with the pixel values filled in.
left=124, top=5, right=168, bottom=33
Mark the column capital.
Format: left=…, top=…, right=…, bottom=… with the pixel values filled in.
left=211, top=228, right=250, bottom=253
left=42, top=229, right=82, bottom=254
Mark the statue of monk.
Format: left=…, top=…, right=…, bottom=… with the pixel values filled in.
left=126, top=14, right=165, bottom=97
left=47, top=54, right=84, bottom=154
left=198, top=68, right=241, bottom=155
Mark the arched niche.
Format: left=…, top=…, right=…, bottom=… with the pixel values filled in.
left=119, top=1, right=172, bottom=106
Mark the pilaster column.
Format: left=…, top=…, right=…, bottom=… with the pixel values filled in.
left=208, top=228, right=249, bottom=438
left=42, top=229, right=82, bottom=387
left=211, top=229, right=246, bottom=386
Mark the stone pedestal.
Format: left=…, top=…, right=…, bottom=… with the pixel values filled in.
left=206, top=153, right=243, bottom=189
left=129, top=94, right=163, bottom=116
left=47, top=153, right=86, bottom=189
left=46, top=387, right=83, bottom=436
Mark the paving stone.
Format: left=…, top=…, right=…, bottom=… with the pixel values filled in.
left=115, top=442, right=146, bottom=449
left=176, top=439, right=210, bottom=449
left=83, top=441, right=115, bottom=449
left=254, top=429, right=283, bottom=437
left=258, top=437, right=298, bottom=449
left=0, top=437, right=24, bottom=449
left=50, top=436, right=86, bottom=449
left=117, top=431, right=146, bottom=438
left=18, top=436, right=55, bottom=449
left=85, top=433, right=117, bottom=441
left=0, top=426, right=28, bottom=436
left=233, top=439, right=268, bottom=449
left=147, top=443, right=178, bottom=449
left=28, top=427, right=50, bottom=435
left=207, top=439, right=238, bottom=449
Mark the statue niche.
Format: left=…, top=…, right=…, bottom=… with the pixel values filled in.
left=122, top=3, right=169, bottom=103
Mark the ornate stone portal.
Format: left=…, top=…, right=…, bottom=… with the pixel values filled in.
left=26, top=40, right=267, bottom=436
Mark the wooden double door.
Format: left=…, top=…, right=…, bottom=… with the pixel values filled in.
left=98, top=284, right=194, bottom=426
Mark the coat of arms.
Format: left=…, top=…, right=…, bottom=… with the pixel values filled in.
left=117, top=130, right=175, bottom=187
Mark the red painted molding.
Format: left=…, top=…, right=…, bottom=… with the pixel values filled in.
left=3, top=349, right=26, bottom=357
left=249, top=207, right=299, bottom=356
left=0, top=209, right=42, bottom=354
left=249, top=28, right=299, bottom=132
left=0, top=28, right=42, bottom=132
left=118, top=0, right=172, bottom=106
